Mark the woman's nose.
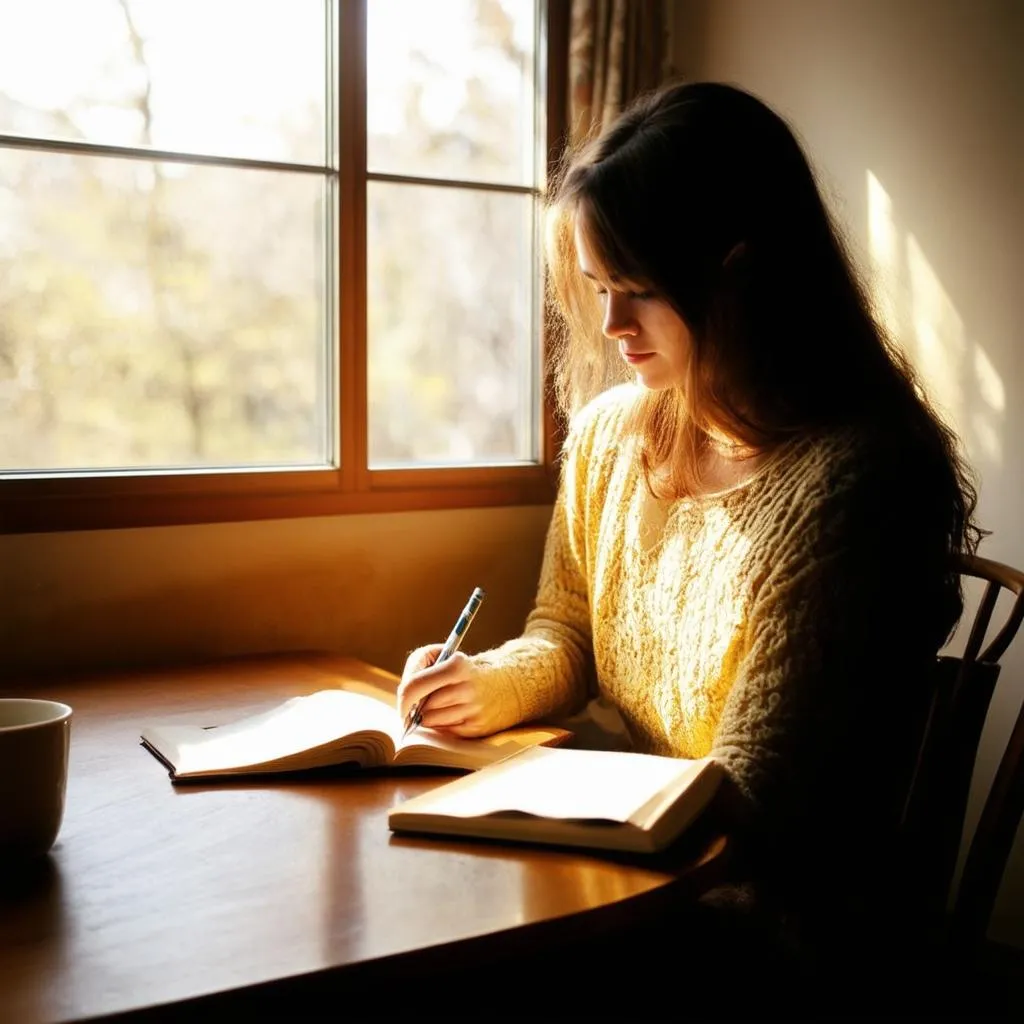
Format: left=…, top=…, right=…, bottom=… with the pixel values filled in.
left=602, top=294, right=638, bottom=339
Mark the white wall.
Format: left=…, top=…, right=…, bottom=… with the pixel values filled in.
left=671, top=0, right=1024, bottom=947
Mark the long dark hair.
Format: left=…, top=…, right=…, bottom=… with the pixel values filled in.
left=545, top=79, right=982, bottom=566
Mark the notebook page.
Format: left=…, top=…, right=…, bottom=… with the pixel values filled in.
left=407, top=747, right=695, bottom=822
left=398, top=727, right=528, bottom=764
left=145, top=689, right=399, bottom=773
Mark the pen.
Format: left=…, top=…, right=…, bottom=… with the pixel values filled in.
left=401, top=586, right=486, bottom=741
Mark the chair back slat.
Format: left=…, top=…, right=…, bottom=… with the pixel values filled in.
left=900, top=657, right=1000, bottom=926
left=951, top=695, right=1024, bottom=949
left=955, top=552, right=1024, bottom=664
left=980, top=588, right=1024, bottom=665
left=960, top=581, right=1000, bottom=668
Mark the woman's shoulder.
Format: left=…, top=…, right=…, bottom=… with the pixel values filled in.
left=568, top=381, right=640, bottom=428
left=777, top=419, right=951, bottom=526
left=562, top=382, right=640, bottom=454
left=815, top=419, right=944, bottom=487
left=755, top=425, right=864, bottom=503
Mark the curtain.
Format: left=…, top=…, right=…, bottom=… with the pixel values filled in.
left=568, top=0, right=667, bottom=147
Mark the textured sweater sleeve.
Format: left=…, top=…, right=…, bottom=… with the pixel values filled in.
left=708, top=436, right=952, bottom=930
left=468, top=396, right=615, bottom=731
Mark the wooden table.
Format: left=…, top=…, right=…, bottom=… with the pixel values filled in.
left=0, top=652, right=728, bottom=1023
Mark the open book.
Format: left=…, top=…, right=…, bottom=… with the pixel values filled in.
left=388, top=746, right=726, bottom=854
left=141, top=689, right=570, bottom=783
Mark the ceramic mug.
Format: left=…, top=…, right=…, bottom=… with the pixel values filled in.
left=0, top=699, right=72, bottom=860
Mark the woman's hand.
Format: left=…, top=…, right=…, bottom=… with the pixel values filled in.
left=397, top=645, right=496, bottom=738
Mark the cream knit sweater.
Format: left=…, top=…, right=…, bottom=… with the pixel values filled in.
left=472, top=381, right=952, bottom=930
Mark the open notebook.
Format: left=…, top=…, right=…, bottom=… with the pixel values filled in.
left=141, top=689, right=571, bottom=783
left=388, top=745, right=726, bottom=853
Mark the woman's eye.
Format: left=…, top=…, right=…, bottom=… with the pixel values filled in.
left=592, top=287, right=654, bottom=301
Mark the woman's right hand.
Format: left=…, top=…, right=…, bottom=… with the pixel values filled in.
left=397, top=645, right=498, bottom=738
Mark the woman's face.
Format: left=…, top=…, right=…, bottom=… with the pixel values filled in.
left=575, top=218, right=693, bottom=392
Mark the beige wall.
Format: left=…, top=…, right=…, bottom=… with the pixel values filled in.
left=1, top=506, right=551, bottom=681
left=671, top=0, right=1024, bottom=947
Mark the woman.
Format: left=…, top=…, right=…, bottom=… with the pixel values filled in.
left=397, top=81, right=981, bottom=1009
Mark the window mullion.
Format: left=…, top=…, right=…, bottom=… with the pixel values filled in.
left=338, top=0, right=369, bottom=492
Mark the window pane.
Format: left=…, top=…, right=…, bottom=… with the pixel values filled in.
left=0, top=149, right=328, bottom=471
left=367, top=0, right=536, bottom=186
left=0, top=0, right=327, bottom=165
left=367, top=181, right=536, bottom=467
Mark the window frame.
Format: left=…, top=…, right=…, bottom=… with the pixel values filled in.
left=0, top=0, right=568, bottom=534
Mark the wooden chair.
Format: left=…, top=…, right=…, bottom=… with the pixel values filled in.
left=897, top=551, right=1024, bottom=977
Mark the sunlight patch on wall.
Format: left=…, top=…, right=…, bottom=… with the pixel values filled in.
left=866, top=170, right=901, bottom=341
left=866, top=170, right=1004, bottom=468
left=971, top=342, right=1006, bottom=465
left=905, top=233, right=968, bottom=428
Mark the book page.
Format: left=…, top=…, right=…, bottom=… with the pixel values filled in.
left=399, top=746, right=698, bottom=822
left=396, top=728, right=527, bottom=768
left=396, top=722, right=573, bottom=770
left=143, top=689, right=400, bottom=774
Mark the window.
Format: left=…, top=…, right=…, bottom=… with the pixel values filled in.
left=0, top=0, right=566, bottom=532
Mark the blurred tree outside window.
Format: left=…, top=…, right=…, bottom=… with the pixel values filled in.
left=0, top=0, right=544, bottom=483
